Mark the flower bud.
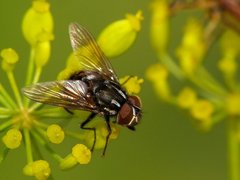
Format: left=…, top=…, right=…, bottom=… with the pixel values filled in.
left=34, top=40, right=51, bottom=68
left=146, top=63, right=171, bottom=100
left=1, top=48, right=19, bottom=72
left=150, top=0, right=169, bottom=54
left=225, top=93, right=240, bottom=116
left=57, top=53, right=83, bottom=80
left=190, top=100, right=214, bottom=121
left=97, top=11, right=143, bottom=57
left=176, top=18, right=205, bottom=74
left=119, top=76, right=144, bottom=95
left=23, top=160, right=51, bottom=180
left=177, top=87, right=197, bottom=109
left=218, top=30, right=240, bottom=78
left=2, top=129, right=22, bottom=149
left=22, top=0, right=54, bottom=46
left=46, top=124, right=65, bottom=144
left=72, top=144, right=91, bottom=164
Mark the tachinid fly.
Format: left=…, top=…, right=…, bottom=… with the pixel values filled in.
left=22, top=23, right=142, bottom=155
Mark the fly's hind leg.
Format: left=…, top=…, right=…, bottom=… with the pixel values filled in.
left=80, top=113, right=97, bottom=152
left=64, top=108, right=74, bottom=114
left=102, top=116, right=112, bottom=156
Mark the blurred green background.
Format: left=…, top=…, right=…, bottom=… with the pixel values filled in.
left=0, top=0, right=227, bottom=180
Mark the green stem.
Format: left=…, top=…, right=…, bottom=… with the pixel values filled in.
left=29, top=103, right=43, bottom=112
left=32, top=67, right=42, bottom=84
left=25, top=48, right=35, bottom=86
left=24, top=48, right=35, bottom=107
left=158, top=53, right=185, bottom=80
left=7, top=71, right=23, bottom=109
left=65, top=131, right=85, bottom=140
left=33, top=120, right=49, bottom=129
left=31, top=129, right=63, bottom=162
left=196, top=66, right=227, bottom=96
left=0, top=148, right=9, bottom=164
left=227, top=118, right=240, bottom=180
left=0, top=107, right=13, bottom=114
left=0, top=84, right=17, bottom=109
left=0, top=120, right=13, bottom=132
left=24, top=128, right=33, bottom=163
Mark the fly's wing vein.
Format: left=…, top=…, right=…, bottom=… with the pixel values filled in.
left=69, top=23, right=118, bottom=82
left=22, top=80, right=97, bottom=110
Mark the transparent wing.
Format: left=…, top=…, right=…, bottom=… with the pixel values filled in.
left=69, top=22, right=118, bottom=82
left=22, top=80, right=97, bottom=111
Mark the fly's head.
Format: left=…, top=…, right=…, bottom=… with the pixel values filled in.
left=116, top=95, right=142, bottom=130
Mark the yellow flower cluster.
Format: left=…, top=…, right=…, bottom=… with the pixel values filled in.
left=147, top=0, right=240, bottom=131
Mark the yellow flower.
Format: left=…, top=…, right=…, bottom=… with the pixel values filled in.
left=218, top=54, right=237, bottom=78
left=220, top=30, right=240, bottom=57
left=34, top=41, right=51, bottom=68
left=22, top=0, right=54, bottom=46
left=120, top=76, right=144, bottom=95
left=23, top=160, right=51, bottom=180
left=60, top=144, right=91, bottom=170
left=46, top=124, right=65, bottom=144
left=225, top=93, right=240, bottom=116
left=1, top=48, right=19, bottom=72
left=2, top=129, right=22, bottom=149
left=176, top=18, right=205, bottom=74
left=218, top=30, right=240, bottom=78
left=150, top=0, right=169, bottom=54
left=97, top=11, right=143, bottom=57
left=190, top=100, right=214, bottom=121
left=57, top=53, right=83, bottom=80
left=146, top=63, right=171, bottom=100
left=71, top=144, right=91, bottom=164
left=177, top=87, right=197, bottom=109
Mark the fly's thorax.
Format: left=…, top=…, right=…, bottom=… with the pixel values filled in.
left=90, top=79, right=127, bottom=115
left=116, top=95, right=142, bottom=128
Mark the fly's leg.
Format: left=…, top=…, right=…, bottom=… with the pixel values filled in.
left=120, top=75, right=133, bottom=86
left=102, top=116, right=112, bottom=156
left=80, top=113, right=97, bottom=152
left=64, top=108, right=74, bottom=114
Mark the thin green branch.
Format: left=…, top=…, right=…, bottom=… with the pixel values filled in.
left=25, top=48, right=35, bottom=86
left=0, top=119, right=13, bottom=132
left=29, top=103, right=43, bottom=112
left=23, top=128, right=33, bottom=163
left=158, top=53, right=185, bottom=80
left=0, top=84, right=17, bottom=109
left=65, top=130, right=85, bottom=140
left=7, top=71, right=23, bottom=109
left=227, top=118, right=240, bottom=180
left=0, top=107, right=14, bottom=115
left=31, top=129, right=63, bottom=162
left=0, top=148, right=9, bottom=164
left=197, top=66, right=227, bottom=96
left=32, top=67, right=42, bottom=84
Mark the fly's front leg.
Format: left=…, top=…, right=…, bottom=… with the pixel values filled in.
left=102, top=115, right=112, bottom=156
left=80, top=113, right=97, bottom=152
